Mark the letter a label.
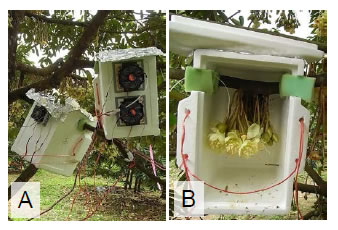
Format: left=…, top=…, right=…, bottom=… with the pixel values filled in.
left=18, top=191, right=33, bottom=208
left=11, top=182, right=40, bottom=218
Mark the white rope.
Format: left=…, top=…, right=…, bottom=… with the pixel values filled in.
left=217, top=76, right=231, bottom=117
left=169, top=78, right=184, bottom=92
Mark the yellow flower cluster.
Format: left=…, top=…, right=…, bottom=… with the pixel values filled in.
left=313, top=11, right=327, bottom=37
left=208, top=122, right=278, bottom=158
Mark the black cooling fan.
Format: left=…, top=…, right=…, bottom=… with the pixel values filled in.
left=119, top=98, right=144, bottom=126
left=31, top=105, right=49, bottom=124
left=118, top=63, right=145, bottom=91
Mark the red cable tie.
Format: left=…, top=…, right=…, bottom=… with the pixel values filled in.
left=128, top=160, right=136, bottom=169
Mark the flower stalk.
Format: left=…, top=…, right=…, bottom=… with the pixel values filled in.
left=208, top=90, right=279, bottom=157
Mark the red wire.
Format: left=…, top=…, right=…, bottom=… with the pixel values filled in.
left=294, top=118, right=304, bottom=219
left=81, top=173, right=125, bottom=221
left=180, top=109, right=305, bottom=196
left=95, top=83, right=103, bottom=128
left=180, top=109, right=191, bottom=181
left=72, top=138, right=83, bottom=156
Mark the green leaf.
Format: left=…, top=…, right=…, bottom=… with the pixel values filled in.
left=239, top=16, right=244, bottom=26
left=157, top=74, right=163, bottom=87
left=185, top=55, right=193, bottom=66
left=85, top=70, right=92, bottom=85
left=231, top=18, right=241, bottom=26
left=217, top=11, right=228, bottom=22
left=169, top=113, right=177, bottom=127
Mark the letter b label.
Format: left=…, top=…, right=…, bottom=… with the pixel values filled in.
left=174, top=181, right=204, bottom=217
left=183, top=190, right=195, bottom=207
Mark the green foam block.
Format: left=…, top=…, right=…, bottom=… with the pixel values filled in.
left=184, top=66, right=219, bottom=93
left=77, top=118, right=96, bottom=132
left=280, top=74, right=315, bottom=102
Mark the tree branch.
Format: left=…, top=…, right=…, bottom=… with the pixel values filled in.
left=305, top=163, right=327, bottom=195
left=16, top=59, right=94, bottom=77
left=25, top=11, right=161, bottom=35
left=294, top=182, right=326, bottom=197
left=24, top=11, right=89, bottom=27
left=8, top=11, right=25, bottom=89
left=69, top=74, right=87, bottom=81
left=9, top=10, right=110, bottom=105
left=16, top=58, right=64, bottom=76
left=74, top=59, right=95, bottom=69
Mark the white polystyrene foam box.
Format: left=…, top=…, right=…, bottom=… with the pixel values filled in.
left=169, top=15, right=323, bottom=62
left=94, top=55, right=160, bottom=139
left=176, top=50, right=310, bottom=215
left=11, top=102, right=97, bottom=176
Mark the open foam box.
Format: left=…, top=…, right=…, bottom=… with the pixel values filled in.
left=177, top=49, right=312, bottom=215
left=11, top=101, right=96, bottom=177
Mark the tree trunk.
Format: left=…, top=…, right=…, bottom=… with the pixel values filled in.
left=8, top=11, right=24, bottom=89
left=137, top=178, right=142, bottom=192
left=8, top=164, right=38, bottom=200
left=128, top=170, right=134, bottom=189
left=124, top=168, right=130, bottom=190
left=134, top=177, right=139, bottom=193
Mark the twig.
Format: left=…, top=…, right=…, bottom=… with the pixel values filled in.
left=228, top=10, right=241, bottom=20
left=248, top=20, right=253, bottom=28
left=24, top=12, right=89, bottom=27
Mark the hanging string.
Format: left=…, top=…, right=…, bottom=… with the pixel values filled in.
left=149, top=144, right=162, bottom=190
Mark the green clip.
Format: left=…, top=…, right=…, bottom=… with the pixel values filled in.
left=279, top=74, right=315, bottom=102
left=184, top=66, right=219, bottom=93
